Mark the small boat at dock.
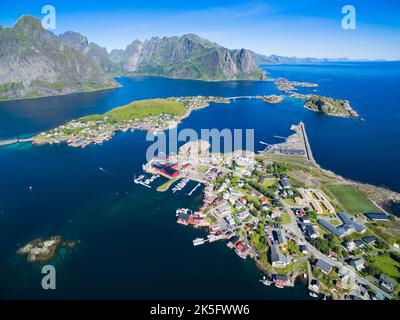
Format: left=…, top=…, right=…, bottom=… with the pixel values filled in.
left=259, top=276, right=272, bottom=286
left=172, top=178, right=190, bottom=193
left=193, top=238, right=206, bottom=246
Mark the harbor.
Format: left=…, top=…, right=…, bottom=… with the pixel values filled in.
left=133, top=173, right=160, bottom=189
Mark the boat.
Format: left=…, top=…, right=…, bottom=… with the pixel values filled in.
left=172, top=178, right=190, bottom=193
left=193, top=238, right=205, bottom=246
left=133, top=174, right=145, bottom=184
left=176, top=208, right=191, bottom=215
left=133, top=174, right=151, bottom=188
left=259, top=276, right=272, bottom=286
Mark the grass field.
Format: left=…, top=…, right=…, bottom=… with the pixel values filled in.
left=262, top=178, right=277, bottom=187
left=369, top=253, right=400, bottom=280
left=80, top=98, right=187, bottom=123
left=156, top=177, right=180, bottom=192
left=279, top=214, right=291, bottom=224
left=322, top=184, right=379, bottom=215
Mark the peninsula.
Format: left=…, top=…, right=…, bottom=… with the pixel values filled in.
left=141, top=124, right=400, bottom=300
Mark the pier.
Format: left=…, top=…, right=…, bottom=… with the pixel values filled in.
left=188, top=183, right=202, bottom=196
left=299, top=121, right=316, bottom=165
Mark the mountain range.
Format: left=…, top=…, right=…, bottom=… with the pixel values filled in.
left=0, top=16, right=266, bottom=101
left=250, top=51, right=351, bottom=65
left=0, top=15, right=360, bottom=102
left=59, top=32, right=264, bottom=81
left=0, top=16, right=118, bottom=101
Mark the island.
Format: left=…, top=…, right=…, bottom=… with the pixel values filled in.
left=273, top=78, right=318, bottom=93
left=304, top=95, right=359, bottom=118
left=140, top=122, right=400, bottom=300
left=257, top=95, right=285, bottom=104
left=27, top=92, right=361, bottom=149
left=17, top=235, right=77, bottom=263
left=32, top=96, right=230, bottom=148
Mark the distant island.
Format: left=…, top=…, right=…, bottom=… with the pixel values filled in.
left=304, top=95, right=359, bottom=118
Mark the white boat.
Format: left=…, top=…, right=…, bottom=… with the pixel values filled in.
left=176, top=208, right=191, bottom=215
left=133, top=174, right=151, bottom=188
left=133, top=174, right=145, bottom=184
left=259, top=276, right=272, bottom=286
left=193, top=238, right=205, bottom=246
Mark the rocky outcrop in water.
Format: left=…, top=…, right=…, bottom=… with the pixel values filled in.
left=304, top=95, right=359, bottom=118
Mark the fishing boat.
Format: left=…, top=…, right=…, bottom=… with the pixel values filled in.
left=259, top=276, right=272, bottom=286
left=176, top=208, right=192, bottom=216
left=133, top=174, right=151, bottom=188
left=133, top=174, right=145, bottom=184
left=193, top=238, right=205, bottom=246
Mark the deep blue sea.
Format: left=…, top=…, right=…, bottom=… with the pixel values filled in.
left=0, top=62, right=399, bottom=299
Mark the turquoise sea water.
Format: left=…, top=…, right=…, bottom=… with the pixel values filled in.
left=0, top=62, right=399, bottom=299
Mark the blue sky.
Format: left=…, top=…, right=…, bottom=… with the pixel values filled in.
left=1, top=0, right=399, bottom=59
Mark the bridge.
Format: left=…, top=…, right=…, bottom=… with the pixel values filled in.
left=227, top=96, right=258, bottom=101
left=0, top=138, right=33, bottom=147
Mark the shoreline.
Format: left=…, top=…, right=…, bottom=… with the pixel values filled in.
left=144, top=125, right=399, bottom=299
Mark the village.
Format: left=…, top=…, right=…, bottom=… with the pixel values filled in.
left=139, top=124, right=400, bottom=300
left=31, top=96, right=231, bottom=148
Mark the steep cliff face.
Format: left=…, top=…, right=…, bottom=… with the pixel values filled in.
left=0, top=16, right=118, bottom=101
left=58, top=31, right=117, bottom=73
left=120, top=34, right=264, bottom=80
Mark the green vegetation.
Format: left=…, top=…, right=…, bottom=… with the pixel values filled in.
left=266, top=162, right=289, bottom=178
left=278, top=214, right=291, bottom=224
left=322, top=184, right=379, bottom=215
left=275, top=259, right=305, bottom=275
left=285, top=240, right=300, bottom=256
left=79, top=98, right=187, bottom=123
left=250, top=225, right=268, bottom=253
left=368, top=222, right=400, bottom=246
left=313, top=233, right=343, bottom=257
left=304, top=95, right=359, bottom=118
left=256, top=255, right=273, bottom=273
left=106, top=98, right=186, bottom=121
left=33, top=80, right=68, bottom=91
left=156, top=177, right=180, bottom=192
left=366, top=253, right=400, bottom=281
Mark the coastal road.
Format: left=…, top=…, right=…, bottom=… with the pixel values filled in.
left=279, top=198, right=393, bottom=299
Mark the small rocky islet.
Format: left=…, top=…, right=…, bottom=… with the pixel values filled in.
left=17, top=235, right=77, bottom=263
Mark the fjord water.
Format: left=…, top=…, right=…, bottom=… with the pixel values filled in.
left=0, top=62, right=399, bottom=299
